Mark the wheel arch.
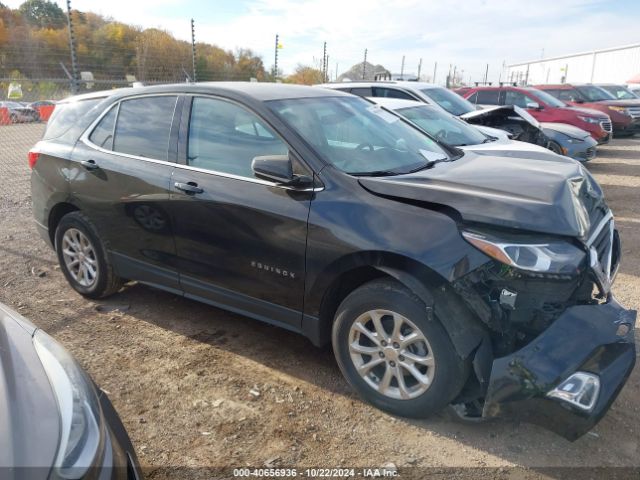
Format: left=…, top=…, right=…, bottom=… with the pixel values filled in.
left=48, top=202, right=80, bottom=246
left=302, top=252, right=447, bottom=347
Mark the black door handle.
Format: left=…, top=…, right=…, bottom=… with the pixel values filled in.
left=81, top=159, right=99, bottom=170
left=174, top=182, right=203, bottom=194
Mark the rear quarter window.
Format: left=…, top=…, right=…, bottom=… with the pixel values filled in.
left=43, top=98, right=103, bottom=140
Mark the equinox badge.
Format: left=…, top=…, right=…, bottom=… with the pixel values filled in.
left=251, top=261, right=296, bottom=279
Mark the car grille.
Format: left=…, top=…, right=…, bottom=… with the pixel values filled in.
left=586, top=212, right=618, bottom=292
left=627, top=106, right=640, bottom=119
left=600, top=120, right=612, bottom=132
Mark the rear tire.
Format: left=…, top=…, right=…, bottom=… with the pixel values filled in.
left=332, top=279, right=468, bottom=418
left=55, top=212, right=123, bottom=299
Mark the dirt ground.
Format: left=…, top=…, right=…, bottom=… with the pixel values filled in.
left=1, top=124, right=639, bottom=479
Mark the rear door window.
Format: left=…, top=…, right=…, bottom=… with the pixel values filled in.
left=349, top=87, right=373, bottom=97
left=112, top=96, right=178, bottom=160
left=475, top=90, right=501, bottom=105
left=372, top=87, right=415, bottom=100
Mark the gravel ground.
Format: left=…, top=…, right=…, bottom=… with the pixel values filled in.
left=1, top=124, right=639, bottom=479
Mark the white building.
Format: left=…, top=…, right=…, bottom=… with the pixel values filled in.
left=506, top=43, right=640, bottom=85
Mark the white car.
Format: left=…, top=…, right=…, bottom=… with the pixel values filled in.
left=369, top=97, right=553, bottom=155
left=317, top=81, right=477, bottom=116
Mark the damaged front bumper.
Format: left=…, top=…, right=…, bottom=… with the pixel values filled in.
left=482, top=296, right=636, bottom=441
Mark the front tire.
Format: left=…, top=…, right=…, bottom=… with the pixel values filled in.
left=55, top=212, right=123, bottom=299
left=332, top=279, right=468, bottom=418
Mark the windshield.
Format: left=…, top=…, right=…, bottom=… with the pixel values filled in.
left=599, top=85, right=638, bottom=100
left=527, top=88, right=566, bottom=107
left=420, top=88, right=475, bottom=116
left=267, top=96, right=451, bottom=175
left=397, top=105, right=488, bottom=146
left=577, top=85, right=616, bottom=102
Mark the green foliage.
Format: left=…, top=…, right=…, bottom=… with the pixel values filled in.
left=18, top=0, right=66, bottom=29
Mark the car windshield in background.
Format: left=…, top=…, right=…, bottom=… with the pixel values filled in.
left=599, top=85, right=638, bottom=100
left=527, top=88, right=567, bottom=107
left=398, top=105, right=488, bottom=146
left=267, top=96, right=451, bottom=176
left=577, top=85, right=616, bottom=101
left=420, top=88, right=475, bottom=116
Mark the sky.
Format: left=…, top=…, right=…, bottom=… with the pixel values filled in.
left=5, top=0, right=640, bottom=84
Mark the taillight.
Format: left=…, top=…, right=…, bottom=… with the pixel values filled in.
left=28, top=151, right=40, bottom=169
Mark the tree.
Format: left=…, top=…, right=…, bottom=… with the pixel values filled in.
left=285, top=64, right=324, bottom=85
left=18, top=0, right=66, bottom=29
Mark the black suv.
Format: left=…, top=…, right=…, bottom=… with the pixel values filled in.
left=30, top=83, right=636, bottom=440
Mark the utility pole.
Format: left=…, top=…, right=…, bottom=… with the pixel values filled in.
left=335, top=62, right=338, bottom=81
left=190, top=19, right=197, bottom=82
left=433, top=61, right=437, bottom=84
left=65, top=0, right=80, bottom=93
left=483, top=63, right=489, bottom=84
left=322, top=42, right=327, bottom=82
left=274, top=34, right=280, bottom=79
left=362, top=48, right=367, bottom=80
left=417, top=58, right=422, bottom=80
left=325, top=55, right=329, bottom=82
left=400, top=55, right=405, bottom=78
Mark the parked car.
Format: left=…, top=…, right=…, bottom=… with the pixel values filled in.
left=0, top=302, right=141, bottom=478
left=535, top=84, right=640, bottom=136
left=320, top=82, right=550, bottom=148
left=0, top=100, right=40, bottom=122
left=30, top=83, right=635, bottom=440
left=316, top=81, right=478, bottom=116
left=540, top=122, right=598, bottom=161
left=30, top=100, right=57, bottom=121
left=459, top=86, right=611, bottom=144
left=369, top=97, right=597, bottom=161
left=595, top=84, right=639, bottom=100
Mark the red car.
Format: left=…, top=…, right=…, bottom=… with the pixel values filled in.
left=459, top=86, right=612, bottom=144
left=534, top=84, right=640, bottom=136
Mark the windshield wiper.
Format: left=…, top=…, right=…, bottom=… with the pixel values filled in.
left=349, top=170, right=404, bottom=177
left=482, top=136, right=497, bottom=143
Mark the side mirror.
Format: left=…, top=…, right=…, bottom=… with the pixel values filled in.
left=574, top=98, right=584, bottom=104
left=526, top=101, right=541, bottom=109
left=252, top=153, right=313, bottom=187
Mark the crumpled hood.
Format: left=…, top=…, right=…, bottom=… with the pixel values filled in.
left=358, top=151, right=606, bottom=239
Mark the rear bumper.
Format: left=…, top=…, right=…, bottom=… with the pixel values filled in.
left=483, top=296, right=636, bottom=441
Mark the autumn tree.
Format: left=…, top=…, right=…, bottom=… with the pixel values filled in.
left=285, top=64, right=324, bottom=85
left=19, top=0, right=66, bottom=29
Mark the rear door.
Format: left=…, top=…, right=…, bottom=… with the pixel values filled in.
left=71, top=94, right=182, bottom=291
left=168, top=95, right=313, bottom=328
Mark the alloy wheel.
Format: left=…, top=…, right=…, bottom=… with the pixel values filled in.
left=348, top=309, right=435, bottom=400
left=61, top=228, right=99, bottom=288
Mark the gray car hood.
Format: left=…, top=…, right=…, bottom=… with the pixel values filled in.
left=358, top=151, right=606, bottom=239
left=0, top=304, right=59, bottom=471
left=541, top=122, right=590, bottom=139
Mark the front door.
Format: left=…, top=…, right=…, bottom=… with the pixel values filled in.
left=169, top=96, right=313, bottom=329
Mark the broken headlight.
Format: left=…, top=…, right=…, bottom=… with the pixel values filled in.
left=462, top=229, right=586, bottom=276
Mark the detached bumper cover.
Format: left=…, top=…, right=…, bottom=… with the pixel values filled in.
left=483, top=297, right=636, bottom=441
